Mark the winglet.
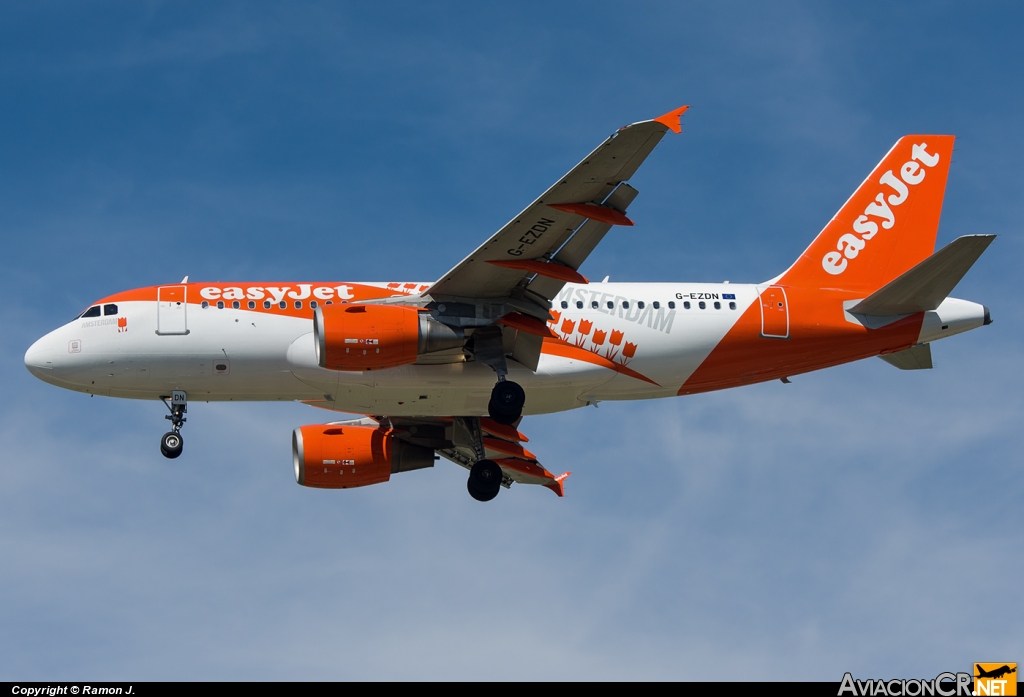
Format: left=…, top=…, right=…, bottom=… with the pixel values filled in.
left=653, top=105, right=690, bottom=134
left=545, top=472, right=571, bottom=497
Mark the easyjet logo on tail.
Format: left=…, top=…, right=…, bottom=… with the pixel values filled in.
left=822, top=143, right=941, bottom=276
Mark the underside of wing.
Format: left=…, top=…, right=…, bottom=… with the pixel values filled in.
left=354, top=415, right=571, bottom=497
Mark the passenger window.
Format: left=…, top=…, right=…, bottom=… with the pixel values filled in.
left=279, top=301, right=287, bottom=309
left=637, top=301, right=645, bottom=309
left=294, top=301, right=302, bottom=309
left=232, top=301, right=240, bottom=309
left=714, top=301, right=721, bottom=310
left=310, top=301, right=318, bottom=309
left=103, top=304, right=118, bottom=316
left=248, top=301, right=256, bottom=309
left=682, top=301, right=689, bottom=309
left=81, top=306, right=101, bottom=318
left=729, top=301, right=737, bottom=310
left=653, top=301, right=660, bottom=309
left=263, top=301, right=271, bottom=309
left=217, top=301, right=225, bottom=309
left=591, top=301, right=598, bottom=309
left=607, top=301, right=614, bottom=309
left=576, top=301, right=583, bottom=309
left=202, top=301, right=209, bottom=309
left=669, top=301, right=676, bottom=309
left=560, top=301, right=568, bottom=309
left=622, top=301, right=629, bottom=309
left=699, top=301, right=706, bottom=309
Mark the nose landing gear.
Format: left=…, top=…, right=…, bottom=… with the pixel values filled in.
left=159, top=391, right=187, bottom=459
left=160, top=431, right=183, bottom=459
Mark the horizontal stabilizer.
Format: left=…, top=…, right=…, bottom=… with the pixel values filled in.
left=849, top=235, right=995, bottom=316
left=879, top=343, right=933, bottom=370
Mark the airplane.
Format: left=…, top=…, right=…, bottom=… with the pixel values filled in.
left=976, top=665, right=1016, bottom=680
left=24, top=106, right=995, bottom=502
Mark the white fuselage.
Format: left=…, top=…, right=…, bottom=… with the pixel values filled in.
left=24, top=281, right=986, bottom=417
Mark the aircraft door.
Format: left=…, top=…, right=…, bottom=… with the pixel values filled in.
left=157, top=285, right=189, bottom=335
left=757, top=285, right=789, bottom=339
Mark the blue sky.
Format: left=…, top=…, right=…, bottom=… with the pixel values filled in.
left=2, top=1, right=1021, bottom=680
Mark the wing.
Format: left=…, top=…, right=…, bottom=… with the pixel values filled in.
left=350, top=415, right=571, bottom=497
left=425, top=106, right=689, bottom=306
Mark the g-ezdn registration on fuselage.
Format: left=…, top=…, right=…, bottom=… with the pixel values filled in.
left=24, top=107, right=994, bottom=502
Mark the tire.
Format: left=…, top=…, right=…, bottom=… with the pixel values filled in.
left=160, top=431, right=183, bottom=459
left=467, top=459, right=502, bottom=501
left=488, top=381, right=525, bottom=425
left=467, top=479, right=498, bottom=502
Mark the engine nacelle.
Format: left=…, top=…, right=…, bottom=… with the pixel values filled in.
left=293, top=424, right=435, bottom=489
left=313, top=304, right=463, bottom=371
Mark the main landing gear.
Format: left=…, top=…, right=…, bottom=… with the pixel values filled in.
left=467, top=459, right=503, bottom=502
left=159, top=391, right=187, bottom=459
left=452, top=416, right=507, bottom=502
left=471, top=325, right=526, bottom=426
left=488, top=379, right=525, bottom=425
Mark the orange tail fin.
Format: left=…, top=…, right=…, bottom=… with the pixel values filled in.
left=780, top=135, right=955, bottom=292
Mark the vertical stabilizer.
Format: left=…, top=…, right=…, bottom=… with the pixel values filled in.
left=781, top=135, right=955, bottom=292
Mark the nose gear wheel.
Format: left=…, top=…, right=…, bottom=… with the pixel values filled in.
left=160, top=431, right=183, bottom=459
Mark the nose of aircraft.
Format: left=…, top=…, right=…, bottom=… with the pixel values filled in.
left=24, top=334, right=57, bottom=378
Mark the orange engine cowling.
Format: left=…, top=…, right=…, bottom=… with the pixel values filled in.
left=313, top=304, right=463, bottom=371
left=292, top=424, right=435, bottom=489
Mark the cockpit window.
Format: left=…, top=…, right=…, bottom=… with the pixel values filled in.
left=103, top=304, right=118, bottom=316
left=80, top=306, right=101, bottom=318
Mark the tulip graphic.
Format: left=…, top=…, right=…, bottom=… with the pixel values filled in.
left=573, top=318, right=594, bottom=347
left=592, top=330, right=606, bottom=345
left=561, top=318, right=576, bottom=335
left=549, top=310, right=562, bottom=325
left=610, top=330, right=624, bottom=346
left=623, top=342, right=637, bottom=358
